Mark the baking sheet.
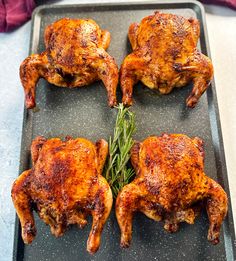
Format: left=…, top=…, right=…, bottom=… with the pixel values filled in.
left=13, top=1, right=236, bottom=260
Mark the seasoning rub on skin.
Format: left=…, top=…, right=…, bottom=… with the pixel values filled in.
left=116, top=134, right=227, bottom=247
left=20, top=18, right=118, bottom=109
left=11, top=136, right=113, bottom=254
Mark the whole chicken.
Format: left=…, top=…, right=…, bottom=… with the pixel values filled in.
left=116, top=134, right=227, bottom=247
left=11, top=136, right=112, bottom=254
left=20, top=18, right=118, bottom=109
left=120, top=12, right=213, bottom=108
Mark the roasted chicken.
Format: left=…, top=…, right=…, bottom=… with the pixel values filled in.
left=20, top=18, right=118, bottom=109
left=120, top=12, right=213, bottom=107
left=116, top=134, right=227, bottom=247
left=11, top=136, right=112, bottom=254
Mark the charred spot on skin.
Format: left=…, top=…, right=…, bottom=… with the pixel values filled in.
left=99, top=53, right=105, bottom=59
left=75, top=26, right=82, bottom=36
left=21, top=174, right=32, bottom=190
left=47, top=195, right=56, bottom=202
left=192, top=162, right=201, bottom=170
left=164, top=222, right=179, bottom=233
left=204, top=180, right=209, bottom=187
left=85, top=202, right=95, bottom=211
left=50, top=158, right=71, bottom=182
left=55, top=67, right=64, bottom=77
left=20, top=61, right=29, bottom=79
left=95, top=140, right=105, bottom=159
left=169, top=48, right=181, bottom=60
left=82, top=56, right=87, bottom=62
left=94, top=189, right=105, bottom=211
left=25, top=90, right=33, bottom=101
left=81, top=39, right=87, bottom=48
left=48, top=33, right=57, bottom=51
left=63, top=54, right=75, bottom=66
left=149, top=202, right=165, bottom=216
left=172, top=28, right=187, bottom=38
left=154, top=11, right=160, bottom=15
left=59, top=213, right=67, bottom=226
left=24, top=222, right=36, bottom=236
left=145, top=181, right=160, bottom=196
left=38, top=168, right=47, bottom=177
left=188, top=149, right=196, bottom=158
left=65, top=135, right=73, bottom=141
left=90, top=33, right=98, bottom=43
left=151, top=23, right=157, bottom=28
left=173, top=63, right=182, bottom=72
left=188, top=17, right=195, bottom=23
left=47, top=52, right=54, bottom=64
left=51, top=145, right=65, bottom=154
left=34, top=137, right=46, bottom=150
left=145, top=155, right=152, bottom=167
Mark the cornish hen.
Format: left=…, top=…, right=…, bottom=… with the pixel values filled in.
left=120, top=12, right=213, bottom=107
left=11, top=136, right=112, bottom=254
left=20, top=18, right=118, bottom=109
left=116, top=134, right=227, bottom=247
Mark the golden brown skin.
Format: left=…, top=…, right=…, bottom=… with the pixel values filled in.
left=20, top=18, right=118, bottom=109
left=116, top=134, right=227, bottom=247
left=11, top=136, right=113, bottom=254
left=120, top=12, right=214, bottom=108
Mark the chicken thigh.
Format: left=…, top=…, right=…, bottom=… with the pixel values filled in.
left=11, top=136, right=112, bottom=254
left=20, top=18, right=118, bottom=109
left=120, top=12, right=213, bottom=107
left=116, top=134, right=227, bottom=247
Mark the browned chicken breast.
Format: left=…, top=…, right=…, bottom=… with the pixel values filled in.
left=116, top=134, right=227, bottom=247
left=20, top=18, right=118, bottom=109
left=11, top=136, right=112, bottom=254
left=120, top=12, right=213, bottom=107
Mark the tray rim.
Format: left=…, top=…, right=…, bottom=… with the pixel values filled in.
left=12, top=1, right=236, bottom=260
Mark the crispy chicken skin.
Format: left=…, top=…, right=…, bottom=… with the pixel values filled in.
left=116, top=134, right=227, bottom=247
left=20, top=18, right=118, bottom=109
left=11, top=136, right=113, bottom=254
left=120, top=12, right=213, bottom=107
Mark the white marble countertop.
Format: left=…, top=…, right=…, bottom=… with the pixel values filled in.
left=0, top=1, right=235, bottom=260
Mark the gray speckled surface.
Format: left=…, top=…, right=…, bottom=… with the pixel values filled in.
left=1, top=1, right=236, bottom=261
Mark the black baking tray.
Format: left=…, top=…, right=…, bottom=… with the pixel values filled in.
left=13, top=1, right=236, bottom=260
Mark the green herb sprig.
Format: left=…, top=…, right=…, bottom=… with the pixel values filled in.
left=104, top=103, right=136, bottom=197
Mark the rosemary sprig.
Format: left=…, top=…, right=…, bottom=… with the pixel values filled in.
left=104, top=103, right=136, bottom=197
